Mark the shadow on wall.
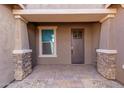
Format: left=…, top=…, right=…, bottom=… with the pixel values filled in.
left=27, top=23, right=37, bottom=67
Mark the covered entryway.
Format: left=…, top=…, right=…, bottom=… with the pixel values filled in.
left=12, top=8, right=118, bottom=83
left=13, top=9, right=117, bottom=65
left=7, top=64, right=123, bottom=88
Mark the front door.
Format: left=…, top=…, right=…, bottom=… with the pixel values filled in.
left=71, top=28, right=84, bottom=64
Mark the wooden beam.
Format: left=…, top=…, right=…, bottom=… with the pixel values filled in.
left=13, top=9, right=117, bottom=15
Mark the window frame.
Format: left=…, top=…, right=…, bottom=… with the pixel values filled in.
left=38, top=26, right=57, bottom=57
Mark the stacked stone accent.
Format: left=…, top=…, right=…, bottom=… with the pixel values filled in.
left=96, top=49, right=117, bottom=80
left=13, top=50, right=32, bottom=80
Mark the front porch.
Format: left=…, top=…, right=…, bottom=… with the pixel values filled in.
left=11, top=7, right=122, bottom=86
left=7, top=64, right=123, bottom=88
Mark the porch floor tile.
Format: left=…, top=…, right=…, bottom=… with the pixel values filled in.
left=7, top=64, right=124, bottom=88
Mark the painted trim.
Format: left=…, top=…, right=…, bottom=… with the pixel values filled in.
left=13, top=9, right=117, bottom=15
left=39, top=55, right=57, bottom=57
left=96, top=49, right=117, bottom=54
left=105, top=4, right=111, bottom=9
left=38, top=26, right=58, bottom=30
left=38, top=26, right=57, bottom=57
left=100, top=14, right=115, bottom=23
left=18, top=4, right=25, bottom=9
left=13, top=49, right=32, bottom=54
left=105, top=4, right=124, bottom=8
left=121, top=4, right=124, bottom=8
left=15, top=15, right=28, bottom=23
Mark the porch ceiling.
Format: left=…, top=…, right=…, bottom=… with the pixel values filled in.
left=13, top=9, right=117, bottom=22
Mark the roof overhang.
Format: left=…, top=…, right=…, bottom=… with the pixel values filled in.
left=13, top=9, right=117, bottom=22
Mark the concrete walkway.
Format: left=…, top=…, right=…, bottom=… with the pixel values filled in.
left=7, top=65, right=123, bottom=88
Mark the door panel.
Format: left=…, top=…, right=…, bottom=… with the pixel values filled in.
left=71, top=29, right=84, bottom=64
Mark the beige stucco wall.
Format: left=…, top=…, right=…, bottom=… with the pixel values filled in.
left=14, top=18, right=29, bottom=50
left=91, top=23, right=101, bottom=65
left=100, top=19, right=110, bottom=49
left=99, top=7, right=124, bottom=84
left=0, top=5, right=15, bottom=87
left=112, top=8, right=124, bottom=84
left=35, top=23, right=100, bottom=65
left=25, top=4, right=105, bottom=9
left=100, top=19, right=114, bottom=49
left=99, top=18, right=116, bottom=49
left=27, top=23, right=37, bottom=67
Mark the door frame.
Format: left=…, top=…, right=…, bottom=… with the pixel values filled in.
left=70, top=28, right=85, bottom=64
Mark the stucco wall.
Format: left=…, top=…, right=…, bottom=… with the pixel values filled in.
left=99, top=18, right=116, bottom=50
left=25, top=4, right=105, bottom=9
left=112, top=8, right=124, bottom=84
left=91, top=23, right=101, bottom=65
left=99, top=7, right=124, bottom=84
left=99, top=19, right=114, bottom=49
left=14, top=18, right=29, bottom=50
left=99, top=19, right=110, bottom=49
left=35, top=22, right=100, bottom=65
left=0, top=5, right=15, bottom=87
left=27, top=23, right=37, bottom=67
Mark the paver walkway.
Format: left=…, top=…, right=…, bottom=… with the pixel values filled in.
left=7, top=64, right=123, bottom=88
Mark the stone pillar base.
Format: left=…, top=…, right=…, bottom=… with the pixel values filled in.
left=13, top=49, right=32, bottom=80
left=96, top=49, right=117, bottom=80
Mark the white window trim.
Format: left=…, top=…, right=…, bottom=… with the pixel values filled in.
left=38, top=26, right=57, bottom=57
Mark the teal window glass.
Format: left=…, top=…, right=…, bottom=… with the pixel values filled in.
left=41, top=29, right=54, bottom=55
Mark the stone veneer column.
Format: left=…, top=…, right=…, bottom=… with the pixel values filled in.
left=97, top=14, right=118, bottom=80
left=96, top=49, right=117, bottom=79
left=13, top=15, right=32, bottom=80
left=13, top=50, right=32, bottom=80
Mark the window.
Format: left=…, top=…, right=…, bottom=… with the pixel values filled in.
left=73, top=31, right=82, bottom=39
left=39, top=26, right=57, bottom=57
